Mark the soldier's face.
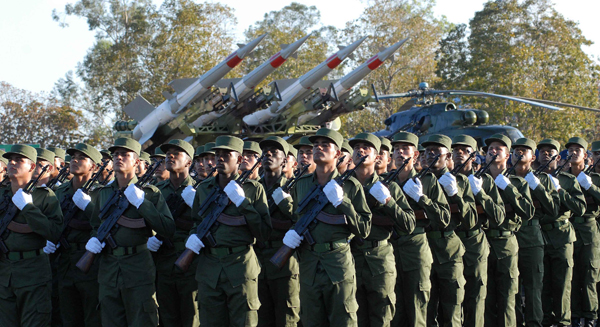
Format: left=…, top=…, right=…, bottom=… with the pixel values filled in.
left=112, top=149, right=139, bottom=174
left=54, top=157, right=64, bottom=170
left=0, top=162, right=6, bottom=180
left=194, top=158, right=206, bottom=177
left=153, top=157, right=169, bottom=180
left=34, top=160, right=54, bottom=179
left=298, top=146, right=314, bottom=167
left=241, top=151, right=260, bottom=171
left=352, top=142, right=378, bottom=166
left=282, top=155, right=298, bottom=176
left=425, top=145, right=449, bottom=170
left=452, top=145, right=473, bottom=166
left=135, top=161, right=148, bottom=176
left=593, top=151, right=600, bottom=172
left=393, top=143, right=417, bottom=169
left=261, top=146, right=286, bottom=173
left=69, top=151, right=95, bottom=176
left=567, top=145, right=587, bottom=164
left=537, top=146, right=558, bottom=166
left=313, top=138, right=340, bottom=165
left=166, top=149, right=191, bottom=173
left=203, top=154, right=216, bottom=169
left=376, top=149, right=390, bottom=170
left=511, top=146, right=534, bottom=166
left=215, top=149, right=242, bottom=175
left=7, top=155, right=35, bottom=179
left=487, top=142, right=509, bottom=164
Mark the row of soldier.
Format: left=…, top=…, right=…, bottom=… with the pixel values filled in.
left=0, top=128, right=599, bottom=327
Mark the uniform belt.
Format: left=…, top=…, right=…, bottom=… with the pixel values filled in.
left=309, top=239, right=348, bottom=253
left=427, top=230, right=455, bottom=239
left=456, top=228, right=482, bottom=239
left=526, top=219, right=540, bottom=226
left=6, top=249, right=43, bottom=261
left=208, top=245, right=250, bottom=258
left=107, top=244, right=147, bottom=256
left=571, top=217, right=595, bottom=224
left=353, top=239, right=388, bottom=249
left=485, top=229, right=514, bottom=238
left=397, top=226, right=426, bottom=237
left=541, top=220, right=568, bottom=231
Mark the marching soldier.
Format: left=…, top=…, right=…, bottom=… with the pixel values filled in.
left=98, top=150, right=114, bottom=185
left=47, top=147, right=66, bottom=188
left=0, top=145, right=64, bottom=327
left=242, top=141, right=262, bottom=180
left=151, top=148, right=170, bottom=183
left=537, top=138, right=585, bottom=327
left=186, top=135, right=271, bottom=326
left=0, top=150, right=7, bottom=182
left=282, top=128, right=371, bottom=326
left=338, top=139, right=354, bottom=175
left=294, top=136, right=316, bottom=174
left=136, top=151, right=151, bottom=178
left=349, top=133, right=415, bottom=327
left=35, top=148, right=57, bottom=187
left=85, top=138, right=175, bottom=326
left=283, top=146, right=299, bottom=180
left=201, top=142, right=216, bottom=177
left=389, top=132, right=450, bottom=327
left=375, top=137, right=392, bottom=176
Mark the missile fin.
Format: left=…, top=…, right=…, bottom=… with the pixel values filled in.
left=214, top=78, right=242, bottom=89
left=169, top=78, right=199, bottom=94
left=138, top=123, right=159, bottom=146
left=328, top=82, right=339, bottom=102
left=237, top=43, right=246, bottom=48
left=312, top=80, right=338, bottom=89
left=280, top=44, right=289, bottom=49
left=123, top=95, right=156, bottom=121
left=269, top=79, right=297, bottom=91
left=162, top=91, right=174, bottom=100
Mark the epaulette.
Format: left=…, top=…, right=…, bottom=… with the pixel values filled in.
left=557, top=171, right=575, bottom=178
left=88, top=184, right=104, bottom=192
left=35, top=185, right=51, bottom=192
left=142, top=184, right=160, bottom=192
left=344, top=175, right=361, bottom=187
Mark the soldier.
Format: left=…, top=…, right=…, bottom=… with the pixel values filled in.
left=0, top=150, right=7, bottom=182
left=389, top=132, right=450, bottom=327
left=151, top=148, right=170, bottom=183
left=338, top=139, right=354, bottom=175
left=282, top=128, right=371, bottom=326
left=242, top=141, right=262, bottom=180
left=476, top=134, right=532, bottom=327
left=282, top=146, right=298, bottom=180
left=84, top=138, right=175, bottom=326
left=375, top=137, right=392, bottom=176
left=452, top=135, right=489, bottom=327
left=421, top=134, right=469, bottom=327
left=566, top=137, right=599, bottom=327
left=349, top=133, right=415, bottom=327
left=537, top=138, right=585, bottom=327
left=98, top=150, right=114, bottom=185
left=47, top=147, right=66, bottom=187
left=294, top=136, right=316, bottom=174
left=416, top=144, right=425, bottom=173
left=192, top=145, right=207, bottom=180
left=510, top=138, right=559, bottom=327
left=35, top=148, right=57, bottom=187
left=201, top=142, right=217, bottom=178
left=254, top=136, right=300, bottom=327
left=136, top=151, right=151, bottom=178
left=148, top=139, right=199, bottom=327
left=43, top=143, right=103, bottom=327
left=186, top=135, right=271, bottom=327
left=0, top=145, right=63, bottom=327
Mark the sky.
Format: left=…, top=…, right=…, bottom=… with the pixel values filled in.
left=0, top=0, right=598, bottom=94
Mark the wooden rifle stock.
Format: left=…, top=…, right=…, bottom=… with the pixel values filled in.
left=174, top=248, right=196, bottom=272
left=75, top=250, right=96, bottom=273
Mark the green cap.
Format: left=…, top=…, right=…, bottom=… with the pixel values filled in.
left=259, top=136, right=288, bottom=154
left=160, top=139, right=195, bottom=160
left=3, top=145, right=37, bottom=163
left=200, top=142, right=216, bottom=156
left=0, top=150, right=6, bottom=165
left=288, top=146, right=297, bottom=158
left=109, top=138, right=142, bottom=156
left=349, top=133, right=381, bottom=153
left=591, top=141, right=600, bottom=152
left=36, top=148, right=56, bottom=163
left=100, top=150, right=112, bottom=160
left=65, top=155, right=71, bottom=163
left=212, top=136, right=244, bottom=154
left=565, top=137, right=588, bottom=150
left=452, top=135, right=478, bottom=151
left=294, top=136, right=313, bottom=150
left=139, top=151, right=151, bottom=165
left=537, top=138, right=560, bottom=151
left=308, top=128, right=343, bottom=149
left=422, top=134, right=452, bottom=150
left=341, top=140, right=354, bottom=155
left=485, top=133, right=512, bottom=149
left=194, top=146, right=204, bottom=158
left=512, top=138, right=536, bottom=151
left=67, top=143, right=102, bottom=164
left=151, top=147, right=166, bottom=158
left=243, top=141, right=262, bottom=155
left=46, top=147, right=66, bottom=161
left=391, top=131, right=419, bottom=148
left=379, top=137, right=392, bottom=152
left=418, top=144, right=425, bottom=152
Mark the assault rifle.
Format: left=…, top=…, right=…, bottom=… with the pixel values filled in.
left=267, top=164, right=310, bottom=216
left=534, top=155, right=558, bottom=177
left=450, top=152, right=476, bottom=176
left=504, top=154, right=523, bottom=177
left=415, top=154, right=441, bottom=180
left=552, top=154, right=573, bottom=177
left=474, top=154, right=498, bottom=178
left=585, top=157, right=600, bottom=175
left=47, top=165, right=70, bottom=189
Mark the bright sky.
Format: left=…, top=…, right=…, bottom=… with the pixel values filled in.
left=0, top=0, right=598, bottom=94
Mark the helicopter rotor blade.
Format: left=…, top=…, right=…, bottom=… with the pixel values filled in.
left=428, top=90, right=565, bottom=111
left=513, top=96, right=600, bottom=113
left=397, top=98, right=417, bottom=112
left=377, top=92, right=414, bottom=100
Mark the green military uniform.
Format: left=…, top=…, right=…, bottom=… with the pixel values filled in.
left=348, top=133, right=415, bottom=327
left=89, top=138, right=175, bottom=327
left=291, top=128, right=371, bottom=327
left=389, top=133, right=451, bottom=327
left=0, top=145, right=64, bottom=327
left=191, top=136, right=271, bottom=327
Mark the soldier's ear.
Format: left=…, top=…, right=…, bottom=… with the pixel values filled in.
left=236, top=153, right=243, bottom=164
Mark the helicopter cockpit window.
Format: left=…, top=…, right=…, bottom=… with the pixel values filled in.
left=506, top=129, right=524, bottom=141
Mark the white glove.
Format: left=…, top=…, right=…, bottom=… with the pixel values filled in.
left=147, top=236, right=163, bottom=252
left=283, top=230, right=303, bottom=249
left=224, top=180, right=245, bottom=207
left=43, top=240, right=59, bottom=254
left=403, top=178, right=424, bottom=202
left=494, top=174, right=510, bottom=190
left=550, top=175, right=562, bottom=191
left=577, top=172, right=593, bottom=190
left=323, top=180, right=344, bottom=207
left=185, top=234, right=204, bottom=254
left=73, top=189, right=91, bottom=210
left=468, top=175, right=483, bottom=195
left=438, top=172, right=458, bottom=197
left=85, top=237, right=105, bottom=254
left=272, top=187, right=291, bottom=205
left=124, top=184, right=145, bottom=209
left=369, top=181, right=391, bottom=204
left=524, top=172, right=540, bottom=190
left=182, top=185, right=196, bottom=208
left=12, top=189, right=33, bottom=210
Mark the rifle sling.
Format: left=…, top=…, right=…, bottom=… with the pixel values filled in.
left=116, top=216, right=146, bottom=229
left=372, top=214, right=394, bottom=227
left=315, top=211, right=347, bottom=225
left=7, top=221, right=33, bottom=234
left=216, top=213, right=247, bottom=226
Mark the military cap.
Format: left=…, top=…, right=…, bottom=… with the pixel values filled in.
left=243, top=141, right=262, bottom=155
left=200, top=142, right=216, bottom=156
left=160, top=139, right=195, bottom=160
left=288, top=146, right=297, bottom=158
left=512, top=138, right=537, bottom=151
left=213, top=136, right=244, bottom=154
left=537, top=138, right=560, bottom=151
left=0, top=150, right=7, bottom=165
left=341, top=140, right=354, bottom=155
left=194, top=146, right=204, bottom=158
left=308, top=128, right=343, bottom=149
left=452, top=135, right=478, bottom=151
left=565, top=137, right=588, bottom=150
left=65, top=155, right=71, bottom=163
left=139, top=151, right=151, bottom=165
left=67, top=143, right=102, bottom=164
left=46, top=147, right=66, bottom=161
left=36, top=148, right=56, bottom=164
left=418, top=144, right=425, bottom=152
left=100, top=150, right=112, bottom=160
left=2, top=144, right=37, bottom=162
left=151, top=147, right=166, bottom=158
left=259, top=136, right=288, bottom=154
left=350, top=133, right=381, bottom=153
left=485, top=133, right=512, bottom=149
left=294, top=136, right=313, bottom=150
left=109, top=138, right=142, bottom=156
left=474, top=155, right=483, bottom=165
left=559, top=149, right=569, bottom=159
left=391, top=131, right=419, bottom=148
left=591, top=141, right=600, bottom=152
left=422, top=134, right=452, bottom=150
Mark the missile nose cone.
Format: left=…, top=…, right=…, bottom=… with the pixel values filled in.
left=280, top=34, right=311, bottom=59
left=378, top=37, right=408, bottom=61
left=336, top=36, right=368, bottom=60
left=236, top=33, right=267, bottom=59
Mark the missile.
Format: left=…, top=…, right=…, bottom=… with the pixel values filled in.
left=242, top=36, right=368, bottom=126
left=123, top=34, right=267, bottom=145
left=191, top=34, right=311, bottom=127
